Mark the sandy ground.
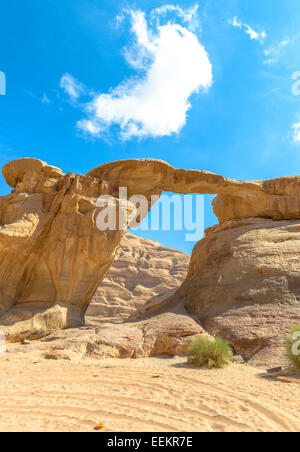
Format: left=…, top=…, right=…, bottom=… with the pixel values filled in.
left=0, top=351, right=299, bottom=433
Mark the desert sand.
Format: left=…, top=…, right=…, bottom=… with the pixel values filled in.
left=0, top=349, right=299, bottom=433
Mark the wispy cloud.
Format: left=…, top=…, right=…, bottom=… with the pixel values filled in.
left=151, top=4, right=200, bottom=32
left=60, top=73, right=86, bottom=100
left=41, top=93, right=51, bottom=105
left=263, top=39, right=290, bottom=65
left=75, top=5, right=212, bottom=140
left=26, top=90, right=51, bottom=105
left=230, top=16, right=266, bottom=43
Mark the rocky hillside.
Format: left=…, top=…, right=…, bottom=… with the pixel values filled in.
left=86, top=233, right=190, bottom=323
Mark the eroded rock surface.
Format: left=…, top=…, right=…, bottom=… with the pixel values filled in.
left=178, top=219, right=300, bottom=366
left=0, top=158, right=134, bottom=341
left=88, top=159, right=300, bottom=223
left=87, top=233, right=189, bottom=323
left=8, top=312, right=206, bottom=359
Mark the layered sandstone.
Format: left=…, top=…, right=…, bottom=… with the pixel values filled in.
left=0, top=158, right=134, bottom=341
left=88, top=159, right=300, bottom=223
left=177, top=218, right=300, bottom=366
left=87, top=233, right=189, bottom=323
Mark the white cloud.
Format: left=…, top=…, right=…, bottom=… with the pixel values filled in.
left=60, top=73, right=86, bottom=100
left=263, top=39, right=290, bottom=64
left=151, top=4, right=200, bottom=32
left=26, top=90, right=51, bottom=105
left=231, top=16, right=266, bottom=43
left=292, top=123, right=300, bottom=142
left=115, top=14, right=125, bottom=27
left=41, top=93, right=51, bottom=105
left=76, top=7, right=212, bottom=140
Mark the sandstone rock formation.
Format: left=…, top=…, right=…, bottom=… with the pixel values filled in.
left=1, top=156, right=300, bottom=365
left=177, top=218, right=300, bottom=366
left=8, top=311, right=207, bottom=359
left=87, top=159, right=300, bottom=223
left=87, top=233, right=189, bottom=324
left=87, top=160, right=300, bottom=365
left=0, top=158, right=135, bottom=341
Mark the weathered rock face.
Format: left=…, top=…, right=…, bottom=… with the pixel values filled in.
left=0, top=158, right=134, bottom=341
left=179, top=218, right=300, bottom=366
left=1, top=156, right=300, bottom=357
left=88, top=159, right=300, bottom=223
left=87, top=233, right=189, bottom=323
left=8, top=312, right=207, bottom=359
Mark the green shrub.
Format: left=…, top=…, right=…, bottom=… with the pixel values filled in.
left=188, top=335, right=232, bottom=369
left=285, top=325, right=300, bottom=372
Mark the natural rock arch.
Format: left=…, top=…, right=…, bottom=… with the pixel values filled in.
left=0, top=157, right=300, bottom=348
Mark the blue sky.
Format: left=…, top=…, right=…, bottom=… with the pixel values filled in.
left=1, top=0, right=300, bottom=253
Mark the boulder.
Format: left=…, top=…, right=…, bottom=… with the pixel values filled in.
left=7, top=312, right=206, bottom=359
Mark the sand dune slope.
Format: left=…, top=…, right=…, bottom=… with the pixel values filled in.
left=0, top=352, right=299, bottom=432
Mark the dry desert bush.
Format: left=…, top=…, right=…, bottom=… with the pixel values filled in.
left=188, top=336, right=233, bottom=369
